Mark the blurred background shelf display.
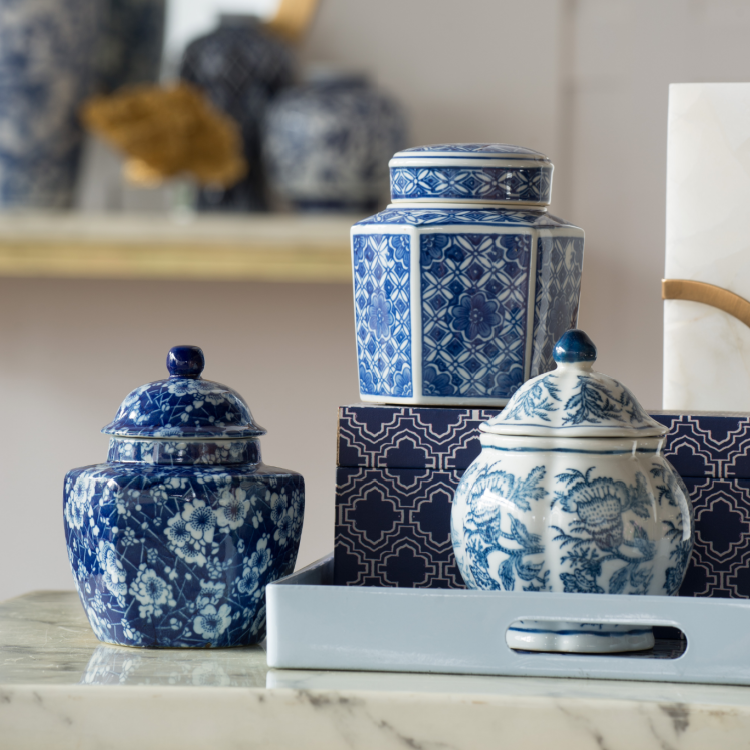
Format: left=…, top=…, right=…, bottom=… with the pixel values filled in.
left=0, top=212, right=355, bottom=283
left=5, top=0, right=750, bottom=612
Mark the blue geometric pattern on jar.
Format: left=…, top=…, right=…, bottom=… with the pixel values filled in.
left=356, top=208, right=574, bottom=228
left=352, top=233, right=412, bottom=398
left=64, top=463, right=304, bottom=648
left=108, top=437, right=261, bottom=466
left=420, top=233, right=531, bottom=400
left=530, top=236, right=585, bottom=378
left=390, top=166, right=552, bottom=203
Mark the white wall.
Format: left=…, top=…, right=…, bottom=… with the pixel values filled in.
left=4, top=0, right=750, bottom=601
left=0, top=278, right=358, bottom=600
left=298, top=0, right=750, bottom=405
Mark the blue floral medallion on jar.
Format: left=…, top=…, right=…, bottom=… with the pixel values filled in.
left=63, top=346, right=305, bottom=648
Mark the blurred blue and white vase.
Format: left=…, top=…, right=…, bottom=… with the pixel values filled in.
left=263, top=74, right=407, bottom=211
left=0, top=0, right=99, bottom=207
left=351, top=143, right=584, bottom=406
left=451, top=329, right=695, bottom=653
left=63, top=345, right=305, bottom=648
left=96, top=0, right=166, bottom=94
left=180, top=15, right=295, bottom=212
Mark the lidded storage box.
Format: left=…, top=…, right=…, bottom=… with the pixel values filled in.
left=351, top=143, right=584, bottom=407
left=63, top=346, right=304, bottom=648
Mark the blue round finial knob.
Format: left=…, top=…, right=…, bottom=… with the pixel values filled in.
left=553, top=329, right=597, bottom=364
left=167, top=345, right=205, bottom=379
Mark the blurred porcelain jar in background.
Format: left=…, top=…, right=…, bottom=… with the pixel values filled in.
left=0, top=0, right=98, bottom=207
left=180, top=15, right=295, bottom=211
left=263, top=71, right=407, bottom=211
left=350, top=143, right=584, bottom=407
left=451, top=330, right=694, bottom=653
left=63, top=345, right=305, bottom=648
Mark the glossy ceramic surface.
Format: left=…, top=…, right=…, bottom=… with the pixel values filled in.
left=180, top=16, right=294, bottom=211
left=263, top=76, right=407, bottom=211
left=351, top=146, right=584, bottom=406
left=63, top=346, right=304, bottom=648
left=0, top=0, right=98, bottom=207
left=450, top=330, right=694, bottom=652
left=389, top=144, right=552, bottom=205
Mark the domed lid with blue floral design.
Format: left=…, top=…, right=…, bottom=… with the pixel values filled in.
left=102, top=345, right=266, bottom=439
left=481, top=330, right=667, bottom=438
left=389, top=143, right=553, bottom=205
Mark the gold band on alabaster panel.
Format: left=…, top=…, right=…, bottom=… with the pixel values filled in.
left=662, top=279, right=750, bottom=329
left=266, top=0, right=319, bottom=42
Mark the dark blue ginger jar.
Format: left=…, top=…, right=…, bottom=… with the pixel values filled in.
left=63, top=346, right=304, bottom=648
left=263, top=73, right=407, bottom=211
left=351, top=143, right=585, bottom=407
left=180, top=15, right=295, bottom=211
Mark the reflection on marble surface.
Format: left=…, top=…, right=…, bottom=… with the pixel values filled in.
left=665, top=83, right=750, bottom=410
left=2, top=591, right=750, bottom=749
left=0, top=591, right=268, bottom=687
left=81, top=644, right=268, bottom=687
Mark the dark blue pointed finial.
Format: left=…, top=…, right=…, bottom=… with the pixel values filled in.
left=167, top=345, right=205, bottom=379
left=553, top=329, right=597, bottom=364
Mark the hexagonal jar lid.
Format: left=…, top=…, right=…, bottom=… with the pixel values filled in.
left=102, top=345, right=266, bottom=439
left=481, top=330, right=667, bottom=438
left=389, top=143, right=553, bottom=205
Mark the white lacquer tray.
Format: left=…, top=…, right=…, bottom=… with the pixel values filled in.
left=266, top=554, right=750, bottom=686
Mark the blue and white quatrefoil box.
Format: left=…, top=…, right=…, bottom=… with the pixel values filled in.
left=351, top=144, right=584, bottom=408
left=335, top=405, right=750, bottom=598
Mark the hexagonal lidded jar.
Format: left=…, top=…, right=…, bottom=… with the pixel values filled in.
left=351, top=143, right=584, bottom=406
left=63, top=345, right=304, bottom=648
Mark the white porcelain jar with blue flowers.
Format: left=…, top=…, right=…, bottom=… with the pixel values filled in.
left=451, top=329, right=694, bottom=653
left=63, top=345, right=304, bottom=648
left=351, top=143, right=584, bottom=406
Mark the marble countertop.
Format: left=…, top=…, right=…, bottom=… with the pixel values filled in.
left=2, top=592, right=750, bottom=749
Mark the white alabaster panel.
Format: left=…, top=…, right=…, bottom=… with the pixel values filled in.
left=664, top=83, right=750, bottom=409
left=664, top=300, right=750, bottom=411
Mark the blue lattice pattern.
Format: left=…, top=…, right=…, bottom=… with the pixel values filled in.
left=357, top=208, right=574, bottom=228
left=679, top=479, right=750, bottom=597
left=653, top=413, right=750, bottom=478
left=420, top=233, right=531, bottom=400
left=337, top=405, right=500, bottom=470
left=529, top=236, right=585, bottom=378
left=335, top=467, right=464, bottom=588
left=390, top=166, right=552, bottom=203
left=352, top=233, right=412, bottom=398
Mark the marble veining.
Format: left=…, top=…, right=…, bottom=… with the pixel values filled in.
left=1, top=591, right=750, bottom=749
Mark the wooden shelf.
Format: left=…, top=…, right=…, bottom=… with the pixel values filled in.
left=0, top=212, right=359, bottom=283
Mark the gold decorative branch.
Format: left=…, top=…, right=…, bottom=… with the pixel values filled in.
left=266, top=0, right=319, bottom=42
left=662, top=279, right=750, bottom=329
